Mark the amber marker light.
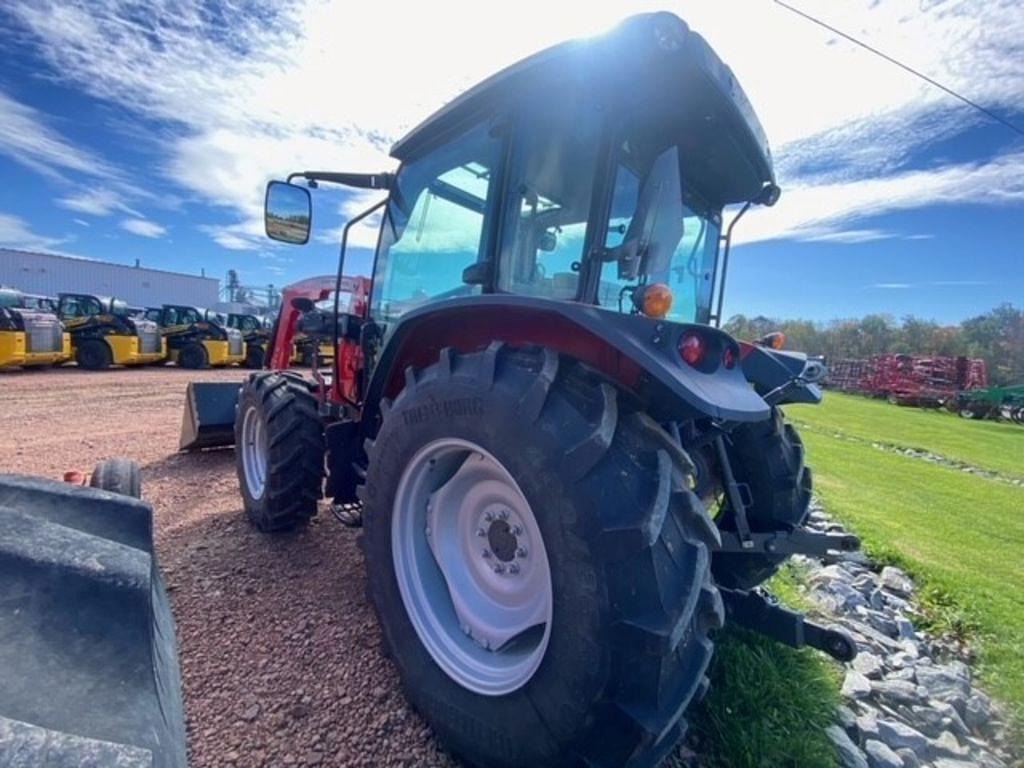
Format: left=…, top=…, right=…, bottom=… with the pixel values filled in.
left=634, top=283, right=674, bottom=319
left=758, top=331, right=786, bottom=350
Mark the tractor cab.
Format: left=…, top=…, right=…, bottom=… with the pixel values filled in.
left=227, top=313, right=268, bottom=335
left=19, top=293, right=60, bottom=314
left=227, top=313, right=272, bottom=368
left=0, top=288, right=70, bottom=369
left=153, top=304, right=245, bottom=369
left=59, top=293, right=124, bottom=320
left=57, top=292, right=164, bottom=369
left=191, top=17, right=844, bottom=768
left=266, top=13, right=776, bottom=348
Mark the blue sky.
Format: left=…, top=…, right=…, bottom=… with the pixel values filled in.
left=0, top=0, right=1021, bottom=323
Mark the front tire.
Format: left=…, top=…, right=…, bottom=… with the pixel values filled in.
left=361, top=346, right=722, bottom=768
left=178, top=343, right=208, bottom=369
left=235, top=372, right=324, bottom=531
left=244, top=343, right=265, bottom=369
left=75, top=338, right=112, bottom=370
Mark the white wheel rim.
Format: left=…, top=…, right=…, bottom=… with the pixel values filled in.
left=392, top=438, right=553, bottom=696
left=241, top=405, right=268, bottom=499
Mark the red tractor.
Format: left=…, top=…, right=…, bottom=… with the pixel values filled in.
left=184, top=13, right=855, bottom=767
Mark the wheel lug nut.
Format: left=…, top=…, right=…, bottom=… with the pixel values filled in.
left=516, top=547, right=527, bottom=558
left=482, top=549, right=492, bottom=559
left=499, top=509, right=509, bottom=520
left=511, top=525, right=523, bottom=536
left=509, top=563, right=520, bottom=575
left=476, top=528, right=486, bottom=537
left=493, top=564, right=505, bottom=574
left=484, top=511, right=495, bottom=522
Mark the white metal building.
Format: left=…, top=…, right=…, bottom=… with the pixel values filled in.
left=0, top=248, right=219, bottom=308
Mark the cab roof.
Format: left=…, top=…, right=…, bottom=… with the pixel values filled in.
left=390, top=12, right=775, bottom=206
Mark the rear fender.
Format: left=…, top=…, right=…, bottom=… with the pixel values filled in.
left=739, top=343, right=822, bottom=405
left=362, top=296, right=770, bottom=429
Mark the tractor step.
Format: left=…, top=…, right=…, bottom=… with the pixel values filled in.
left=721, top=588, right=857, bottom=662
left=716, top=527, right=860, bottom=557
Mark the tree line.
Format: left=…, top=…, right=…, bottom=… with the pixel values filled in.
left=723, top=303, right=1024, bottom=387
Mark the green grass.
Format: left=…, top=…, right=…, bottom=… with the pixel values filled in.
left=789, top=397, right=1024, bottom=728
left=693, top=566, right=842, bottom=768
left=790, top=391, right=1024, bottom=480
left=694, top=393, right=1023, bottom=764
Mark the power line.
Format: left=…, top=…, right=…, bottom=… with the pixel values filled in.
left=774, top=0, right=1024, bottom=139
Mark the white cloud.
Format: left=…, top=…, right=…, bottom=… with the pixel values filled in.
left=0, top=212, right=65, bottom=250
left=737, top=151, right=1024, bottom=246
left=0, top=89, right=121, bottom=182
left=120, top=218, right=167, bottom=238
left=869, top=280, right=993, bottom=289
left=795, top=228, right=896, bottom=244
left=4, top=0, right=1024, bottom=253
left=57, top=187, right=140, bottom=217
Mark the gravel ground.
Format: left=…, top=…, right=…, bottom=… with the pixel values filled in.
left=0, top=367, right=455, bottom=767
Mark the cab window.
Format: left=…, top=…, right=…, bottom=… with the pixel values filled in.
left=597, top=139, right=721, bottom=324
left=371, top=122, right=501, bottom=327
left=60, top=296, right=102, bottom=317
left=498, top=91, right=603, bottom=300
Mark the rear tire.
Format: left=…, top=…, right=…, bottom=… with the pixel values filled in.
left=235, top=372, right=324, bottom=531
left=712, top=408, right=812, bottom=590
left=76, top=338, right=113, bottom=370
left=178, top=343, right=208, bottom=369
left=361, top=346, right=722, bottom=768
left=90, top=458, right=142, bottom=499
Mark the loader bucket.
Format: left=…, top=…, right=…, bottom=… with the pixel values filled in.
left=0, top=474, right=186, bottom=767
left=180, top=381, right=241, bottom=450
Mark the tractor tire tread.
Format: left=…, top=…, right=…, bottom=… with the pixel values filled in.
left=363, top=345, right=719, bottom=768
left=235, top=372, right=324, bottom=531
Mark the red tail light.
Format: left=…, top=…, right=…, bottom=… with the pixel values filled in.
left=679, top=332, right=706, bottom=367
left=722, top=346, right=736, bottom=370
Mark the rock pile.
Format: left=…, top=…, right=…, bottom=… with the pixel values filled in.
left=794, top=505, right=1017, bottom=768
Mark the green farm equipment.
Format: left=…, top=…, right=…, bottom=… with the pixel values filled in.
left=956, top=385, right=1024, bottom=423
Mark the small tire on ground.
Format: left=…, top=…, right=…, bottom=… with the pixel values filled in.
left=361, top=345, right=722, bottom=768
left=244, top=343, right=265, bottom=370
left=89, top=457, right=142, bottom=499
left=235, top=371, right=324, bottom=531
left=75, top=338, right=113, bottom=370
left=178, top=343, right=209, bottom=369
left=712, top=407, right=812, bottom=590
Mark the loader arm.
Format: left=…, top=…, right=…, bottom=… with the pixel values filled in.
left=267, top=274, right=371, bottom=381
left=267, top=275, right=337, bottom=370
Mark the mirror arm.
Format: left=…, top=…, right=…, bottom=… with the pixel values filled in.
left=288, top=171, right=394, bottom=190
left=711, top=200, right=752, bottom=328
left=333, top=198, right=389, bottom=396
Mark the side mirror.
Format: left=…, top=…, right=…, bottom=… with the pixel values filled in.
left=618, top=146, right=684, bottom=281
left=290, top=297, right=315, bottom=313
left=265, top=181, right=312, bottom=244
